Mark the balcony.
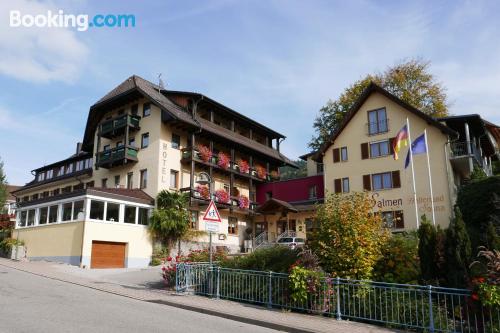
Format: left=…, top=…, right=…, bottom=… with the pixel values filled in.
left=180, top=187, right=259, bottom=212
left=96, top=145, right=138, bottom=169
left=180, top=147, right=280, bottom=183
left=99, top=114, right=141, bottom=139
left=448, top=141, right=485, bottom=176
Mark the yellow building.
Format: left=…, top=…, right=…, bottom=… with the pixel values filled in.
left=12, top=75, right=294, bottom=267
left=315, top=83, right=499, bottom=230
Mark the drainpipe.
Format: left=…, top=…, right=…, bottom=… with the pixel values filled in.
left=464, top=122, right=473, bottom=174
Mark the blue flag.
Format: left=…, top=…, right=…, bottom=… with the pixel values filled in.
left=404, top=133, right=427, bottom=168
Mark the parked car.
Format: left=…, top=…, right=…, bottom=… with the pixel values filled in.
left=277, top=237, right=305, bottom=250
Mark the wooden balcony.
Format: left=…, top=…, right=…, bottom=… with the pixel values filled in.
left=99, top=114, right=141, bottom=139
left=180, top=148, right=280, bottom=183
left=180, top=187, right=259, bottom=212
left=96, top=145, right=138, bottom=169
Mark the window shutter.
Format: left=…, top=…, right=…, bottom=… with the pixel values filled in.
left=334, top=179, right=342, bottom=193
left=395, top=211, right=404, bottom=228
left=363, top=175, right=371, bottom=191
left=333, top=148, right=340, bottom=163
left=392, top=170, right=401, bottom=188
left=389, top=137, right=395, bottom=155
left=361, top=143, right=369, bottom=159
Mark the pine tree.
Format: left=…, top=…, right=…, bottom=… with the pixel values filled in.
left=418, top=215, right=438, bottom=283
left=445, top=208, right=472, bottom=288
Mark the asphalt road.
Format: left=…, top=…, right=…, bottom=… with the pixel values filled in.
left=0, top=265, right=279, bottom=333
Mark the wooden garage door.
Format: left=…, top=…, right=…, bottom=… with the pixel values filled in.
left=91, top=241, right=126, bottom=268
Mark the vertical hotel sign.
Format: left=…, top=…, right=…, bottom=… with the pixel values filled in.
left=161, top=142, right=168, bottom=183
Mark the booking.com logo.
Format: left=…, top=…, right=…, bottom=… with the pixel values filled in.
left=9, top=10, right=135, bottom=31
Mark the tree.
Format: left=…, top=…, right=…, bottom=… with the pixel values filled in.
left=418, top=215, right=438, bottom=283
left=309, top=58, right=449, bottom=150
left=148, top=190, right=190, bottom=253
left=310, top=192, right=390, bottom=280
left=279, top=159, right=307, bottom=180
left=445, top=208, right=472, bottom=288
left=0, top=158, right=7, bottom=214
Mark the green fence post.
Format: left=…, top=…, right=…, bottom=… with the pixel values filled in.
left=268, top=271, right=273, bottom=309
left=216, top=266, right=220, bottom=300
left=336, top=277, right=341, bottom=320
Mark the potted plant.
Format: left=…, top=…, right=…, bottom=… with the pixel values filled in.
left=270, top=170, right=280, bottom=181
left=215, top=189, right=230, bottom=204
left=237, top=159, right=250, bottom=173
left=255, top=165, right=267, bottom=179
left=217, top=152, right=230, bottom=169
left=238, top=195, right=250, bottom=209
left=198, top=144, right=212, bottom=163
left=195, top=185, right=210, bottom=199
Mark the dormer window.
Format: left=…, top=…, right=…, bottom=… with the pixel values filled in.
left=37, top=172, right=45, bottom=181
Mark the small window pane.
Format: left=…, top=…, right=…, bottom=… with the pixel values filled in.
left=190, top=211, right=198, bottom=229
left=141, top=133, right=149, bottom=148
left=382, top=173, right=392, bottom=188
left=62, top=203, right=73, bottom=221
left=143, top=103, right=151, bottom=117
left=372, top=174, right=382, bottom=190
left=48, top=205, right=58, bottom=223
left=19, top=211, right=27, bottom=227
left=342, top=178, right=350, bottom=193
left=27, top=209, right=35, bottom=226
left=138, top=208, right=149, bottom=225
left=106, top=203, right=120, bottom=222
left=73, top=201, right=85, bottom=220
left=341, top=147, right=348, bottom=161
left=370, top=143, right=380, bottom=157
left=380, top=141, right=390, bottom=156
left=172, top=134, right=180, bottom=149
left=39, top=207, right=48, bottom=225
left=124, top=206, right=136, bottom=224
left=90, top=200, right=105, bottom=220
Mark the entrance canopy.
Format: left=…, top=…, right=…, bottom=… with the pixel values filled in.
left=256, top=198, right=298, bottom=214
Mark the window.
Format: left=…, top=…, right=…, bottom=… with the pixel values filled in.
left=103, top=144, right=110, bottom=151
left=37, top=172, right=45, bottom=181
left=368, top=108, right=388, bottom=135
left=340, top=147, right=348, bottom=161
left=57, top=166, right=65, bottom=177
left=131, top=104, right=138, bottom=115
left=140, top=169, right=148, bottom=189
left=114, top=175, right=120, bottom=188
left=106, top=202, right=120, bottom=222
left=62, top=202, right=73, bottom=221
left=116, top=141, right=123, bottom=148
left=372, top=172, right=392, bottom=190
left=124, top=206, right=136, bottom=224
left=370, top=140, right=390, bottom=158
left=381, top=211, right=404, bottom=229
left=53, top=188, right=60, bottom=196
left=90, top=200, right=105, bottom=220
left=127, top=172, right=133, bottom=189
left=39, top=207, right=48, bottom=225
left=308, top=185, right=317, bottom=199
left=141, top=133, right=149, bottom=148
left=84, top=158, right=93, bottom=169
left=172, top=133, right=181, bottom=149
left=19, top=211, right=27, bottom=227
left=48, top=205, right=58, bottom=223
left=316, top=163, right=324, bottom=174
left=170, top=170, right=178, bottom=189
left=305, top=218, right=318, bottom=233
left=228, top=217, right=238, bottom=235
left=138, top=208, right=149, bottom=225
left=86, top=181, right=94, bottom=189
left=31, top=194, right=39, bottom=200
left=342, top=177, right=350, bottom=193
left=46, top=169, right=53, bottom=179
left=74, top=183, right=84, bottom=191
left=42, top=191, right=49, bottom=198
left=73, top=201, right=84, bottom=220
left=129, top=137, right=136, bottom=147
left=143, top=103, right=151, bottom=117
left=75, top=160, right=84, bottom=171
left=66, top=163, right=73, bottom=174
left=190, top=211, right=198, bottom=229
left=102, top=178, right=108, bottom=188
left=27, top=209, right=35, bottom=226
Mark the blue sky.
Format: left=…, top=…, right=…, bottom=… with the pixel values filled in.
left=1, top=0, right=499, bottom=185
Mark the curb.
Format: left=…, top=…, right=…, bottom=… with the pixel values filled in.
left=0, top=261, right=316, bottom=333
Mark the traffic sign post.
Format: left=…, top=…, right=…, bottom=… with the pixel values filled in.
left=202, top=200, right=221, bottom=265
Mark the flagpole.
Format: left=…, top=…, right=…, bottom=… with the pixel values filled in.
left=406, top=117, right=420, bottom=228
left=424, top=129, right=436, bottom=225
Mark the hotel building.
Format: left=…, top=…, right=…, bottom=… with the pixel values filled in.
left=12, top=75, right=294, bottom=268
left=314, top=83, right=499, bottom=230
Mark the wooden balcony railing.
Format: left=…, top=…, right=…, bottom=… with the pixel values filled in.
left=99, top=114, right=141, bottom=139
left=96, top=145, right=138, bottom=169
left=180, top=148, right=280, bottom=182
left=180, top=187, right=259, bottom=212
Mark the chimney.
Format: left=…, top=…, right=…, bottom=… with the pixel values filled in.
left=76, top=142, right=83, bottom=154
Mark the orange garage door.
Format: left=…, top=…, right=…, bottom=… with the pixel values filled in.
left=91, top=241, right=126, bottom=268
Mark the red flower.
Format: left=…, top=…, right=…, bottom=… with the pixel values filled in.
left=477, top=277, right=485, bottom=283
left=161, top=266, right=166, bottom=271
left=471, top=293, right=479, bottom=301
left=167, top=256, right=172, bottom=262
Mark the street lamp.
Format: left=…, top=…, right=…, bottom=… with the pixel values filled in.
left=195, top=172, right=214, bottom=264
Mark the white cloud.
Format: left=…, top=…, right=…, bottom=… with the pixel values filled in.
left=0, top=0, right=89, bottom=83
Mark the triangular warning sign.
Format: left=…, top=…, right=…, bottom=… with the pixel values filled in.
left=202, top=200, right=222, bottom=223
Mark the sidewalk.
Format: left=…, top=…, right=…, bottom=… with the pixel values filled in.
left=0, top=258, right=398, bottom=333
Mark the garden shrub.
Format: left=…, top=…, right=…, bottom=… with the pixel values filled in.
left=222, top=246, right=299, bottom=273
left=418, top=216, right=438, bottom=283
left=0, top=237, right=24, bottom=253
left=373, top=232, right=420, bottom=284
left=445, top=209, right=472, bottom=288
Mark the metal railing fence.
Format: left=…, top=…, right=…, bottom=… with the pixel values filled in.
left=176, top=263, right=500, bottom=333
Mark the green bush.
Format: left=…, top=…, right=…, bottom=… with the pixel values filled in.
left=222, top=246, right=299, bottom=273
left=373, top=232, right=420, bottom=284
left=457, top=176, right=500, bottom=252
left=0, top=238, right=24, bottom=253
left=418, top=217, right=438, bottom=283
left=445, top=209, right=472, bottom=288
